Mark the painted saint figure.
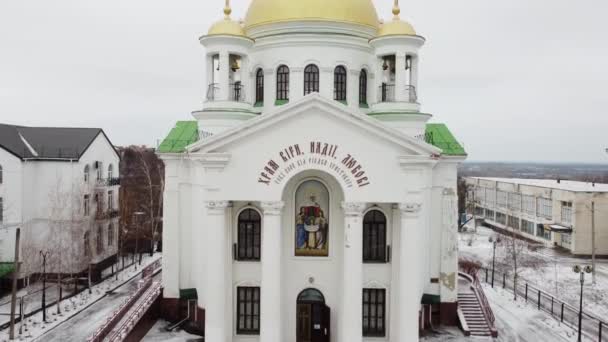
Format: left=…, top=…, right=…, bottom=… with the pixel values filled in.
left=295, top=191, right=329, bottom=256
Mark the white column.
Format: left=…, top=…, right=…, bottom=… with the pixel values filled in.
left=395, top=53, right=406, bottom=102
left=398, top=201, right=423, bottom=342
left=260, top=201, right=285, bottom=342
left=205, top=201, right=230, bottom=342
left=340, top=202, right=366, bottom=342
left=162, top=180, right=180, bottom=298
left=439, top=188, right=458, bottom=302
left=348, top=69, right=359, bottom=110
left=291, top=67, right=304, bottom=103
left=219, top=52, right=230, bottom=101
left=264, top=68, right=275, bottom=111
left=321, top=67, right=334, bottom=100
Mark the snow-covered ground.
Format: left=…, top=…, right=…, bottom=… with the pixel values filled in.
left=422, top=285, right=592, bottom=342
left=460, top=225, right=608, bottom=322
left=142, top=320, right=202, bottom=342
left=0, top=253, right=161, bottom=342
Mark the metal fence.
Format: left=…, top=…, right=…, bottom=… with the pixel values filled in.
left=481, top=267, right=608, bottom=342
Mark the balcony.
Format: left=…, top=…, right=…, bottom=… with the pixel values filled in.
left=377, top=84, right=418, bottom=103
left=107, top=177, right=121, bottom=186
left=206, top=83, right=220, bottom=101
left=206, top=83, right=246, bottom=103
left=95, top=209, right=120, bottom=220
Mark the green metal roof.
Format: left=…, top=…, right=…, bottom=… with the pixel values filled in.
left=157, top=121, right=199, bottom=153
left=425, top=123, right=467, bottom=156
left=0, top=262, right=15, bottom=278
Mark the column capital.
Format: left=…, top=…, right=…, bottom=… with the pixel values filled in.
left=341, top=202, right=366, bottom=217
left=261, top=201, right=285, bottom=216
left=205, top=201, right=231, bottom=215
left=399, top=202, right=422, bottom=217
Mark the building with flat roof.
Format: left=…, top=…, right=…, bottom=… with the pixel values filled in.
left=465, top=177, right=608, bottom=256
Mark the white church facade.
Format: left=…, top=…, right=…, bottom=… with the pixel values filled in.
left=158, top=1, right=467, bottom=341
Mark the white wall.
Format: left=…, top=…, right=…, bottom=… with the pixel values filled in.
left=0, top=133, right=120, bottom=275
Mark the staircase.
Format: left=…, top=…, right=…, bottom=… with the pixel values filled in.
left=458, top=292, right=493, bottom=337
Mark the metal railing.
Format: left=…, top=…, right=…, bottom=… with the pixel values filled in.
left=107, top=178, right=121, bottom=186
left=206, top=83, right=220, bottom=101
left=206, top=83, right=246, bottom=102
left=229, top=82, right=245, bottom=102
left=480, top=267, right=608, bottom=341
left=377, top=84, right=417, bottom=103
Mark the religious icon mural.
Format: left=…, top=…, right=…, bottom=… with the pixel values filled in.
left=295, top=180, right=330, bottom=257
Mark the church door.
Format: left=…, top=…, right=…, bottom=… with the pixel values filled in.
left=297, top=289, right=330, bottom=342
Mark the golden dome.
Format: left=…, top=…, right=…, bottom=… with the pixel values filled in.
left=207, top=2, right=246, bottom=37
left=377, top=0, right=416, bottom=37
left=378, top=18, right=416, bottom=36
left=244, top=0, right=380, bottom=30
left=208, top=18, right=246, bottom=37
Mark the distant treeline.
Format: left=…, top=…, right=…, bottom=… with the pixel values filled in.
left=458, top=162, right=608, bottom=184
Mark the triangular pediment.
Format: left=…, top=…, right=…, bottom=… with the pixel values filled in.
left=187, top=94, right=441, bottom=156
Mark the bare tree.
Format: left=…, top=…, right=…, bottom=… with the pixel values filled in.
left=119, top=146, right=164, bottom=257
left=496, top=228, right=546, bottom=300
left=134, top=147, right=164, bottom=256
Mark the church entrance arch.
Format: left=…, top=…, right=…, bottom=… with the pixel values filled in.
left=296, top=288, right=330, bottom=342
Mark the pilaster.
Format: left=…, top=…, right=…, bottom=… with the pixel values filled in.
left=260, top=201, right=285, bottom=342
left=205, top=200, right=231, bottom=342
left=398, top=200, right=423, bottom=342
left=340, top=202, right=366, bottom=342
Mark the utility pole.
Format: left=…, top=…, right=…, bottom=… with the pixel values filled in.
left=9, top=228, right=21, bottom=340
left=40, top=251, right=49, bottom=323
left=591, top=200, right=596, bottom=285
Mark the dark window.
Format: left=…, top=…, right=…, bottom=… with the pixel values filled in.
left=236, top=287, right=260, bottom=335
left=108, top=224, right=114, bottom=246
left=276, top=65, right=290, bottom=101
left=84, top=232, right=90, bottom=257
left=97, top=226, right=103, bottom=254
left=304, top=64, right=319, bottom=95
left=363, top=288, right=386, bottom=337
left=359, top=69, right=368, bottom=105
left=363, top=210, right=387, bottom=263
left=334, top=66, right=347, bottom=101
left=0, top=197, right=3, bottom=223
left=255, top=69, right=264, bottom=103
left=237, top=209, right=261, bottom=261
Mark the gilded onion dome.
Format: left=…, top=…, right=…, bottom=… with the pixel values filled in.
left=207, top=0, right=246, bottom=37
left=378, top=0, right=417, bottom=36
left=244, top=0, right=380, bottom=30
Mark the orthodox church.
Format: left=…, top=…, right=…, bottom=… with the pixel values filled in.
left=158, top=1, right=467, bottom=341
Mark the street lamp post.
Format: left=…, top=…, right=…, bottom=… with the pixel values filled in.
left=573, top=264, right=593, bottom=342
left=39, top=250, right=50, bottom=323
left=489, top=235, right=501, bottom=288
left=133, top=212, right=145, bottom=269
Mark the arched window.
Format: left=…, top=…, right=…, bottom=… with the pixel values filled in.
left=276, top=65, right=290, bottom=102
left=255, top=68, right=264, bottom=104
left=359, top=69, right=368, bottom=105
left=96, top=162, right=103, bottom=181
left=108, top=223, right=114, bottom=246
left=107, top=164, right=113, bottom=180
left=363, top=210, right=387, bottom=263
left=97, top=225, right=103, bottom=254
left=237, top=209, right=261, bottom=261
left=84, top=231, right=90, bottom=257
left=334, top=66, right=347, bottom=101
left=84, top=165, right=90, bottom=183
left=304, top=64, right=319, bottom=95
left=297, top=288, right=325, bottom=303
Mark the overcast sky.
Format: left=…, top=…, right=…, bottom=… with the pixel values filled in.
left=1, top=0, right=607, bottom=163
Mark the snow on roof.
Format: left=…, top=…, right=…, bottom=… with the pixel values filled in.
left=471, top=177, right=608, bottom=193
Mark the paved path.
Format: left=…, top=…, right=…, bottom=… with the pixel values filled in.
left=35, top=272, right=160, bottom=342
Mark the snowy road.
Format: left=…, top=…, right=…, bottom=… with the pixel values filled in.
left=35, top=272, right=161, bottom=342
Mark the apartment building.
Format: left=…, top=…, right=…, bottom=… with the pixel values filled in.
left=465, top=177, right=608, bottom=256
left=0, top=124, right=121, bottom=286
